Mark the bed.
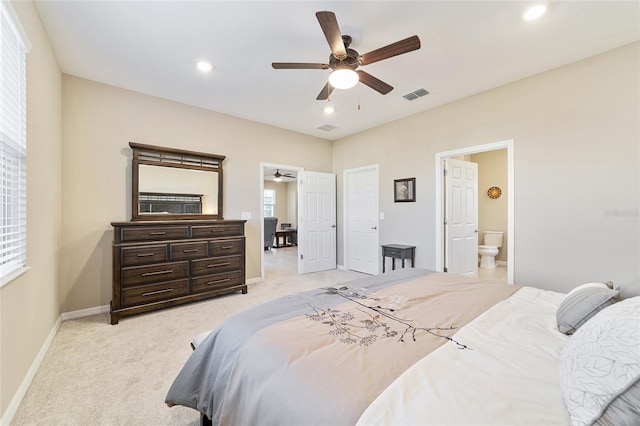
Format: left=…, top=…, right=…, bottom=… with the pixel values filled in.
left=165, top=268, right=640, bottom=426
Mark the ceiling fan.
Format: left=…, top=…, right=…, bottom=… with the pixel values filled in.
left=273, top=169, right=295, bottom=181
left=272, top=11, right=421, bottom=100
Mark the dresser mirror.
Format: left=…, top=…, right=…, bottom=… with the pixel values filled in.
left=130, top=142, right=224, bottom=220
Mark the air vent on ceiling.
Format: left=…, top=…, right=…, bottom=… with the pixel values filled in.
left=317, top=124, right=338, bottom=132
left=403, top=88, right=429, bottom=101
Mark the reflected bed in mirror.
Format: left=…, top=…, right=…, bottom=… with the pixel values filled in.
left=130, top=142, right=225, bottom=220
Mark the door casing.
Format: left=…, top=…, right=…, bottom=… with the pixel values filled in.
left=435, top=139, right=514, bottom=284
left=260, top=162, right=303, bottom=281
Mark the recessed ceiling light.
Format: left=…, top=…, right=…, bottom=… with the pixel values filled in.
left=324, top=106, right=334, bottom=114
left=197, top=61, right=213, bottom=72
left=523, top=4, right=547, bottom=21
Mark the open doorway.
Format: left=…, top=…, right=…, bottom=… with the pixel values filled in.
left=260, top=163, right=303, bottom=281
left=435, top=140, right=514, bottom=284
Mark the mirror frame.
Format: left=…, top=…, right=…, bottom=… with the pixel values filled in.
left=130, top=142, right=225, bottom=221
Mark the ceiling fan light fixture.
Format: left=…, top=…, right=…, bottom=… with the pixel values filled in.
left=273, top=177, right=282, bottom=182
left=328, top=68, right=359, bottom=89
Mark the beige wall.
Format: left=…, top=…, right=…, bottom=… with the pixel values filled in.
left=264, top=180, right=289, bottom=226
left=60, top=75, right=332, bottom=312
left=286, top=181, right=298, bottom=228
left=333, top=42, right=639, bottom=297
left=0, top=0, right=62, bottom=417
left=471, top=149, right=508, bottom=263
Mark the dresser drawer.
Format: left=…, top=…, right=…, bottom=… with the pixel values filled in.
left=191, top=271, right=243, bottom=293
left=210, top=239, right=243, bottom=256
left=121, top=244, right=168, bottom=267
left=170, top=241, right=209, bottom=261
left=121, top=261, right=189, bottom=287
left=121, top=279, right=189, bottom=307
left=120, top=226, right=189, bottom=242
left=191, top=255, right=242, bottom=276
left=192, top=224, right=242, bottom=238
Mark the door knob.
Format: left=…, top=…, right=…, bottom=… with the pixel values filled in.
left=331, top=224, right=336, bottom=228
left=371, top=226, right=377, bottom=230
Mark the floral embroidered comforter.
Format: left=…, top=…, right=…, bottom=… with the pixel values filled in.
left=165, top=268, right=520, bottom=425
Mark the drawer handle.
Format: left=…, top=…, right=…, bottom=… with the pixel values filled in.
left=142, top=269, right=173, bottom=277
left=210, top=229, right=225, bottom=232
left=205, top=278, right=231, bottom=285
left=207, top=262, right=230, bottom=268
left=136, top=253, right=156, bottom=257
left=182, top=249, right=198, bottom=253
left=220, top=246, right=234, bottom=250
left=148, top=231, right=166, bottom=236
left=141, top=288, right=173, bottom=297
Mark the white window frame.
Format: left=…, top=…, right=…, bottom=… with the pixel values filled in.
left=264, top=189, right=276, bottom=218
left=1, top=1, right=30, bottom=288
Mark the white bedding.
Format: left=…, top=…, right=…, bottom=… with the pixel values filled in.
left=357, top=286, right=572, bottom=426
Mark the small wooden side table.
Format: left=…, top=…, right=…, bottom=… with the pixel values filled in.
left=381, top=244, right=416, bottom=273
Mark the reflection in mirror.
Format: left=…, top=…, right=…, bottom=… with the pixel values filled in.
left=130, top=142, right=224, bottom=221
left=138, top=165, right=219, bottom=215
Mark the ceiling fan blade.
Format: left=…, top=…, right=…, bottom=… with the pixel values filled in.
left=316, top=82, right=335, bottom=100
left=359, top=35, right=421, bottom=65
left=316, top=11, right=347, bottom=60
left=272, top=62, right=330, bottom=70
left=357, top=71, right=393, bottom=95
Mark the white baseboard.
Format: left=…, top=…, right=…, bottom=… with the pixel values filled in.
left=246, top=277, right=262, bottom=285
left=60, top=304, right=110, bottom=321
left=337, top=264, right=346, bottom=271
left=1, top=316, right=61, bottom=426
left=497, top=260, right=508, bottom=266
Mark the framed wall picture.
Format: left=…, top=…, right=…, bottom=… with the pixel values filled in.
left=394, top=178, right=416, bottom=202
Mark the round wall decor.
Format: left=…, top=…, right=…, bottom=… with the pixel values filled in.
left=487, top=186, right=502, bottom=199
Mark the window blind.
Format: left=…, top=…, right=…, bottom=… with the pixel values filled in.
left=1, top=2, right=29, bottom=280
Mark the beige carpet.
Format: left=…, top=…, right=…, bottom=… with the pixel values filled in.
left=11, top=247, right=365, bottom=425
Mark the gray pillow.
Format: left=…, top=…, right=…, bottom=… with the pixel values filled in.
left=559, top=296, right=640, bottom=426
left=556, top=282, right=619, bottom=335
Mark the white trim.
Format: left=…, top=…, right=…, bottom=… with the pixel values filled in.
left=1, top=0, right=32, bottom=52
left=259, top=162, right=304, bottom=281
left=60, top=304, right=110, bottom=321
left=337, top=264, right=347, bottom=271
left=0, top=317, right=60, bottom=426
left=0, top=265, right=30, bottom=289
left=435, top=139, right=515, bottom=284
left=246, top=277, right=262, bottom=285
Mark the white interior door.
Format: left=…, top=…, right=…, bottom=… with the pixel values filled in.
left=298, top=171, right=337, bottom=274
left=346, top=166, right=379, bottom=275
left=444, top=158, right=478, bottom=276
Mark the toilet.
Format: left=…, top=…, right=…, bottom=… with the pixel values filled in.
left=478, top=231, right=504, bottom=269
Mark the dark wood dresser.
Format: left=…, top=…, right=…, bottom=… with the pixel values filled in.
left=110, top=219, right=246, bottom=324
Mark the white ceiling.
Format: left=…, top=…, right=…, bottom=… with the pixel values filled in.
left=34, top=1, right=639, bottom=141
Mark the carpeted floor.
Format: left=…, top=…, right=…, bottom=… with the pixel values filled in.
left=11, top=247, right=365, bottom=425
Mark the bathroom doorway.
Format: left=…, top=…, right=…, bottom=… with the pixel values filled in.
left=435, top=140, right=514, bottom=284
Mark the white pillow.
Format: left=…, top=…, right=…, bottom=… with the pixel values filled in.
left=556, top=282, right=618, bottom=335
left=559, top=296, right=640, bottom=426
